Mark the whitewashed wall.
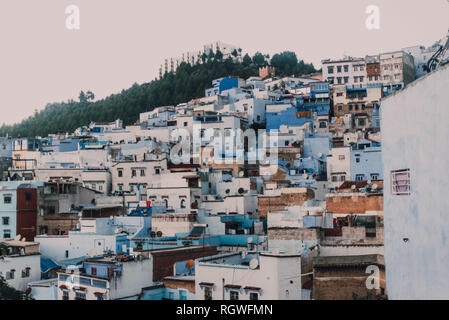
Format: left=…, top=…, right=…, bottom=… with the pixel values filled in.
left=381, top=64, right=449, bottom=299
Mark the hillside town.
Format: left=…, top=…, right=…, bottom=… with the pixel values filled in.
left=1, top=35, right=448, bottom=300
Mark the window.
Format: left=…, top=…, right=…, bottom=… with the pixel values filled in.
left=249, top=292, right=259, bottom=300
left=22, top=267, right=30, bottom=278
left=3, top=196, right=11, bottom=204
left=75, top=291, right=86, bottom=300
left=155, top=168, right=161, bottom=175
left=358, top=118, right=366, bottom=126
left=340, top=175, right=346, bottom=182
left=337, top=105, right=342, bottom=111
left=337, top=77, right=342, bottom=84
left=344, top=77, right=349, bottom=84
left=62, top=290, right=69, bottom=300
left=118, top=184, right=123, bottom=191
left=356, top=157, right=360, bottom=163
left=2, top=217, right=9, bottom=225
left=6, top=270, right=15, bottom=280
left=3, top=229, right=11, bottom=239
left=327, top=66, right=334, bottom=74
left=337, top=66, right=342, bottom=73
left=96, top=294, right=104, bottom=300
left=204, top=286, right=212, bottom=300
left=25, top=192, right=32, bottom=201
left=391, top=169, right=410, bottom=195
left=140, top=169, right=145, bottom=177
left=131, top=169, right=137, bottom=177
left=355, top=174, right=365, bottom=181
left=117, top=169, right=123, bottom=177
left=179, top=290, right=187, bottom=300
left=180, top=198, right=186, bottom=209
left=65, top=250, right=69, bottom=258
left=371, top=173, right=379, bottom=180
left=338, top=155, right=345, bottom=160
left=91, top=267, right=97, bottom=276
left=344, top=65, right=349, bottom=72
left=331, top=176, right=338, bottom=182
left=230, top=291, right=239, bottom=300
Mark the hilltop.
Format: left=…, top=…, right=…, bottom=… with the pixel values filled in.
left=0, top=51, right=316, bottom=138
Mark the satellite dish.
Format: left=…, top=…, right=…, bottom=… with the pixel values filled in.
left=249, top=258, right=259, bottom=270
left=351, top=184, right=356, bottom=190
left=247, top=237, right=253, bottom=244
left=296, top=154, right=301, bottom=159
left=239, top=171, right=244, bottom=177
left=156, top=231, right=163, bottom=237
left=150, top=231, right=156, bottom=238
left=14, top=235, right=21, bottom=241
left=367, top=180, right=372, bottom=184
left=317, top=152, right=323, bottom=158
left=372, top=184, right=378, bottom=190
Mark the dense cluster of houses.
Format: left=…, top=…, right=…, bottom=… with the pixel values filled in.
left=0, top=39, right=446, bottom=300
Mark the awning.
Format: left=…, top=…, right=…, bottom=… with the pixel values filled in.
left=224, top=284, right=242, bottom=289
left=199, top=282, right=215, bottom=287
left=59, top=285, right=68, bottom=290
left=243, top=286, right=261, bottom=291
left=73, top=287, right=86, bottom=291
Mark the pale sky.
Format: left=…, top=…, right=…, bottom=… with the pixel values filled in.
left=0, top=0, right=448, bottom=125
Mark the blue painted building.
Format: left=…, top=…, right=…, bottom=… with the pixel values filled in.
left=205, top=77, right=240, bottom=97
left=266, top=106, right=313, bottom=132
left=298, top=82, right=331, bottom=116
left=350, top=139, right=383, bottom=181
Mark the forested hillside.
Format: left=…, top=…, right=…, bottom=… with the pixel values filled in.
left=0, top=51, right=317, bottom=138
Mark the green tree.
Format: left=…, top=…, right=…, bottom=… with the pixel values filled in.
left=252, top=52, right=266, bottom=67
left=215, top=49, right=223, bottom=61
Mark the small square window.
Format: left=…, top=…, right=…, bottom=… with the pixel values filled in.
left=3, top=229, right=11, bottom=239
left=391, top=169, right=410, bottom=195
left=249, top=292, right=259, bottom=300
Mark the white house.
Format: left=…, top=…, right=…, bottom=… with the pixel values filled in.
left=195, top=250, right=302, bottom=300
left=0, top=240, right=41, bottom=291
